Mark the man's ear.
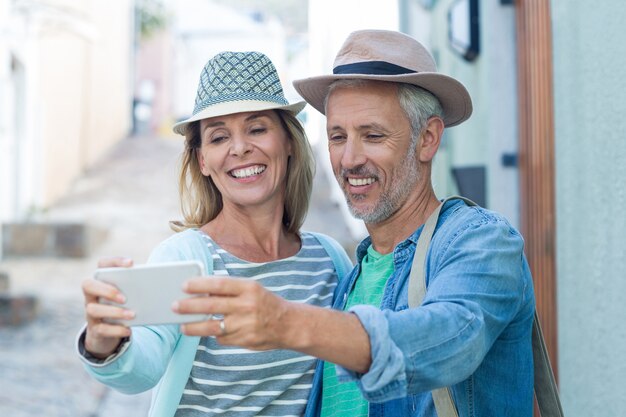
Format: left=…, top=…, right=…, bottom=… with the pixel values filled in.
left=418, top=116, right=444, bottom=163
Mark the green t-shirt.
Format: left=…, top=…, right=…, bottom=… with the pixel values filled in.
left=320, top=245, right=395, bottom=417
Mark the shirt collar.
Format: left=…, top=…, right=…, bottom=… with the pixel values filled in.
left=353, top=199, right=466, bottom=262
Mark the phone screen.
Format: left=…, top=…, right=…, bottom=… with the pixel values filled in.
left=95, top=261, right=209, bottom=326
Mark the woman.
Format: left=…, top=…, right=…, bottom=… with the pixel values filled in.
left=78, top=51, right=352, bottom=417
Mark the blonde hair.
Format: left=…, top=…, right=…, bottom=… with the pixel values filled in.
left=171, top=110, right=314, bottom=234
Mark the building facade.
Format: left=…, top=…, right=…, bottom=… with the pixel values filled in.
left=400, top=0, right=626, bottom=415
left=0, top=0, right=134, bottom=258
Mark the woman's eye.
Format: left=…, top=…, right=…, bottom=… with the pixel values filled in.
left=250, top=127, right=267, bottom=135
left=210, top=135, right=227, bottom=143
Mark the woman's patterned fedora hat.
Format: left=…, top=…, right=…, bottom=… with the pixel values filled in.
left=173, top=51, right=305, bottom=135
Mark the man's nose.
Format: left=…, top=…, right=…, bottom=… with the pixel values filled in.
left=340, top=138, right=366, bottom=169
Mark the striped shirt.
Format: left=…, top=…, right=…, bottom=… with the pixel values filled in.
left=175, top=231, right=339, bottom=417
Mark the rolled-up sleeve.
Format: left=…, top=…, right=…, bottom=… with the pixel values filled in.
left=336, top=305, right=407, bottom=402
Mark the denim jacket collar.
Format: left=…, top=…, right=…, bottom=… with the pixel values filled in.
left=354, top=199, right=466, bottom=266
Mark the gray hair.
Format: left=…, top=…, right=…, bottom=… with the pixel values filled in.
left=325, top=79, right=443, bottom=146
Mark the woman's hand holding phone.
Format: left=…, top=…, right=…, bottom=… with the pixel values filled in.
left=81, top=257, right=135, bottom=359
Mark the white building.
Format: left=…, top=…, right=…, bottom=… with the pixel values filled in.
left=0, top=0, right=134, bottom=259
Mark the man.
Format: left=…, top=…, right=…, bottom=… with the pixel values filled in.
left=294, top=29, right=534, bottom=417
left=176, top=29, right=535, bottom=417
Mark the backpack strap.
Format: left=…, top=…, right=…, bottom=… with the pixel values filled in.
left=533, top=312, right=566, bottom=417
left=407, top=196, right=564, bottom=417
left=407, top=196, right=476, bottom=308
left=408, top=196, right=474, bottom=417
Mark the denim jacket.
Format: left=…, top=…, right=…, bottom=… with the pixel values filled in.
left=304, top=200, right=535, bottom=417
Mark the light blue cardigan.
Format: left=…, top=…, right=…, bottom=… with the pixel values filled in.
left=83, top=229, right=352, bottom=417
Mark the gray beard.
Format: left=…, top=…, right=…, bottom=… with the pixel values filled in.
left=338, top=151, right=421, bottom=224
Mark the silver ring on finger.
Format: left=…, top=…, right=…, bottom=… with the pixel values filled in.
left=219, top=318, right=227, bottom=335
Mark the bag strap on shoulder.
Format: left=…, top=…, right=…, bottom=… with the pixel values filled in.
left=407, top=196, right=564, bottom=417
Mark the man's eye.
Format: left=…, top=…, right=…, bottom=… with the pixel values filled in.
left=329, top=134, right=345, bottom=142
left=366, top=134, right=383, bottom=140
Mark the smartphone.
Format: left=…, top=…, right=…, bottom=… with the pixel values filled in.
left=94, top=260, right=209, bottom=326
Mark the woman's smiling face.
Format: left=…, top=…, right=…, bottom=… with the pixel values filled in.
left=197, top=110, right=292, bottom=210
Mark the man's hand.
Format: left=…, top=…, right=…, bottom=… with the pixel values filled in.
left=175, top=277, right=292, bottom=350
left=175, top=277, right=372, bottom=373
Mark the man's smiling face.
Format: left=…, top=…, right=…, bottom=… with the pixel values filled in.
left=326, top=82, right=422, bottom=224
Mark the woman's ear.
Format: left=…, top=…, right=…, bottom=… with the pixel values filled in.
left=418, top=116, right=444, bottom=163
left=284, top=130, right=293, bottom=157
left=196, top=149, right=209, bottom=177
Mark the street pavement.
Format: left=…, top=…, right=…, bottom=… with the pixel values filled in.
left=0, top=134, right=358, bottom=416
